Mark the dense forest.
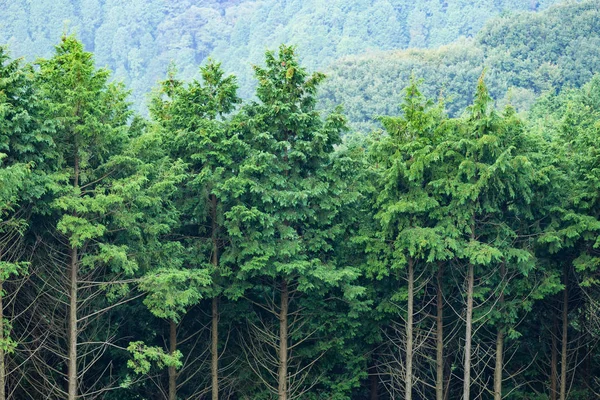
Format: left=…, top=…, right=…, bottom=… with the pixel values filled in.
left=2, top=1, right=600, bottom=400
left=0, top=0, right=563, bottom=110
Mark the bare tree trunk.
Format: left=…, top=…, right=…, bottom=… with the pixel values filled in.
left=169, top=320, right=177, bottom=400
left=405, top=257, right=414, bottom=400
left=278, top=280, right=289, bottom=400
left=550, top=315, right=558, bottom=400
left=68, top=247, right=78, bottom=400
left=494, top=264, right=505, bottom=400
left=211, top=194, right=219, bottom=400
left=212, top=297, right=219, bottom=400
left=0, top=280, right=5, bottom=400
left=436, top=264, right=444, bottom=400
left=369, top=363, right=378, bottom=400
left=560, top=266, right=568, bottom=400
left=463, top=262, right=474, bottom=400
left=494, top=330, right=503, bottom=400
left=68, top=146, right=80, bottom=400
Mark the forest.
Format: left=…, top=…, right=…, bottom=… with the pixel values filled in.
left=1, top=1, right=600, bottom=400
left=0, top=0, right=564, bottom=111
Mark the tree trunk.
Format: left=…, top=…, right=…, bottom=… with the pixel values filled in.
left=212, top=297, right=219, bottom=400
left=169, top=320, right=177, bottom=400
left=369, top=361, right=378, bottom=400
left=68, top=149, right=80, bottom=400
left=494, top=264, right=505, bottom=400
left=494, top=330, right=504, bottom=400
left=68, top=247, right=78, bottom=400
left=405, top=257, right=414, bottom=400
left=436, top=264, right=444, bottom=400
left=463, top=262, right=474, bottom=400
left=211, top=194, right=219, bottom=400
left=0, top=280, right=5, bottom=400
left=550, top=315, right=558, bottom=400
left=560, top=266, right=568, bottom=400
left=278, top=280, right=289, bottom=400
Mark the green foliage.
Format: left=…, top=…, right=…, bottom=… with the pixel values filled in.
left=126, top=341, right=182, bottom=374
left=320, top=1, right=600, bottom=132
left=0, top=0, right=563, bottom=113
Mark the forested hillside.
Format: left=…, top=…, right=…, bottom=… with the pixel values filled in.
left=0, top=0, right=562, bottom=110
left=320, top=0, right=600, bottom=131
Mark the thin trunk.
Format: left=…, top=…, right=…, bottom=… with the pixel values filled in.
left=494, top=330, right=504, bottom=400
left=436, top=264, right=444, bottom=400
left=211, top=194, right=219, bottom=400
left=212, top=297, right=219, bottom=400
left=278, top=280, right=289, bottom=400
left=463, top=262, right=474, bottom=400
left=0, top=280, right=5, bottom=400
left=560, top=266, right=568, bottom=400
left=494, top=264, right=505, bottom=400
left=405, top=257, right=414, bottom=400
left=68, top=151, right=80, bottom=400
left=369, top=362, right=378, bottom=400
left=68, top=247, right=78, bottom=400
left=169, top=320, right=177, bottom=400
left=550, top=315, right=558, bottom=400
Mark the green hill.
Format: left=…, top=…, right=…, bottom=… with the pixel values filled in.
left=0, top=0, right=563, bottom=111
left=319, top=0, right=600, bottom=131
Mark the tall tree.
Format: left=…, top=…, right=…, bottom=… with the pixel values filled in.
left=227, top=45, right=359, bottom=400
left=32, top=35, right=178, bottom=399
left=370, top=79, right=452, bottom=400
left=0, top=46, right=53, bottom=400
left=148, top=59, right=241, bottom=400
left=434, top=75, right=538, bottom=399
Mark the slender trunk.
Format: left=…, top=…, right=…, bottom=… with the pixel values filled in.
left=436, top=264, right=444, bottom=400
left=405, top=257, right=414, bottom=400
left=560, top=266, right=568, bottom=400
left=463, top=262, right=474, bottom=400
left=550, top=315, right=558, bottom=400
left=211, top=194, right=219, bottom=400
left=494, top=264, right=505, bottom=400
left=68, top=151, right=80, bottom=400
left=278, top=280, right=289, bottom=400
left=212, top=297, right=219, bottom=400
left=68, top=247, right=78, bottom=400
left=169, top=320, right=177, bottom=400
left=369, top=362, right=378, bottom=400
left=494, top=330, right=504, bottom=400
left=0, top=280, right=5, bottom=400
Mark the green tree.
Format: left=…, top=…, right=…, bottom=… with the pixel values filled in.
left=226, top=45, right=360, bottom=400
left=32, top=35, right=180, bottom=399
left=370, top=79, right=452, bottom=400
left=145, top=59, right=241, bottom=400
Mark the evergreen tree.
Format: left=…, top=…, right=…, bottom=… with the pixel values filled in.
left=226, top=45, right=360, bottom=400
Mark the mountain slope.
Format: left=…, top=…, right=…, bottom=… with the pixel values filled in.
left=319, top=0, right=600, bottom=131
left=0, top=0, right=563, bottom=110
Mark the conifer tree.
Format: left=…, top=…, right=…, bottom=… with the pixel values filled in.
left=145, top=59, right=240, bottom=400
left=227, top=45, right=359, bottom=400
left=0, top=46, right=53, bottom=400
left=370, top=79, right=452, bottom=400
left=32, top=35, right=182, bottom=399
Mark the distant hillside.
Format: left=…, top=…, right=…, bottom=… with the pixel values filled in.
left=319, top=0, right=599, bottom=131
left=0, top=0, right=563, bottom=111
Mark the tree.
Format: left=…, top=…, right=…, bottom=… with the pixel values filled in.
left=145, top=59, right=241, bottom=400
left=433, top=75, right=538, bottom=399
left=369, top=79, right=452, bottom=400
left=0, top=46, right=54, bottom=400
left=226, top=45, right=360, bottom=400
left=31, top=35, right=181, bottom=399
